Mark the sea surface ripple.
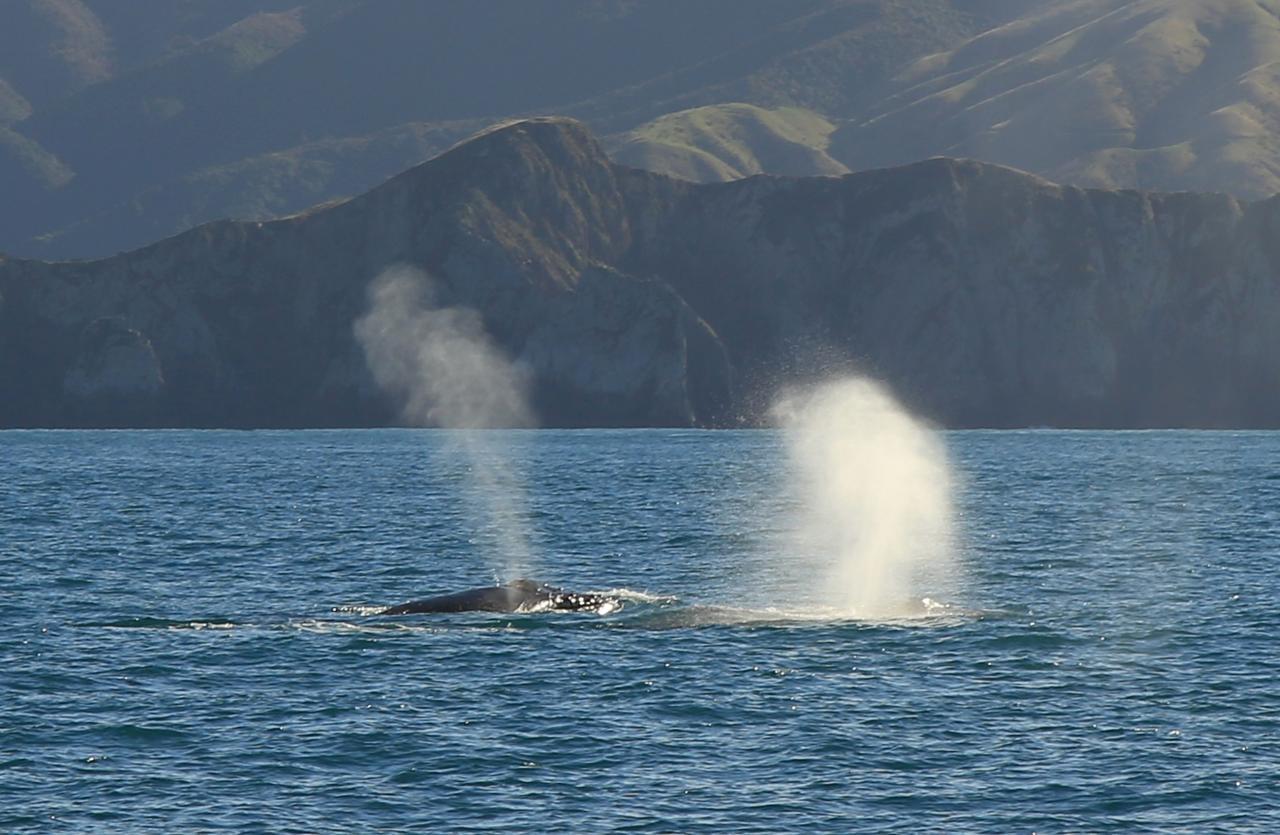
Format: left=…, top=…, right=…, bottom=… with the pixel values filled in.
left=2, top=429, right=1278, bottom=832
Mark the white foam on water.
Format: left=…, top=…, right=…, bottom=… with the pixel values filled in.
left=588, top=588, right=678, bottom=604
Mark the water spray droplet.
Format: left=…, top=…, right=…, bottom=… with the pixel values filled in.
left=773, top=377, right=961, bottom=618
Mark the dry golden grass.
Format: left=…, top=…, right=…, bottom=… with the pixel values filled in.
left=832, top=0, right=1280, bottom=196
left=606, top=103, right=849, bottom=182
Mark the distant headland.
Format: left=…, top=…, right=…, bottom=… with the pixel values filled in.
left=2, top=118, right=1278, bottom=429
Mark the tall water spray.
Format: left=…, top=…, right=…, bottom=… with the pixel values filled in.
left=773, top=377, right=959, bottom=618
left=355, top=265, right=535, bottom=579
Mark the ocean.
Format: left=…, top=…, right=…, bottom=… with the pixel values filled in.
left=3, top=428, right=1278, bottom=832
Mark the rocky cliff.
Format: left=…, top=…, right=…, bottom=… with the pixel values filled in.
left=624, top=158, right=1280, bottom=427
left=0, top=119, right=731, bottom=428
left=2, top=117, right=1278, bottom=428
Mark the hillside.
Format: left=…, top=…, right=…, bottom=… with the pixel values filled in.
left=606, top=104, right=849, bottom=182
left=16, top=1, right=1280, bottom=258
left=831, top=0, right=1280, bottom=197
left=3, top=118, right=1279, bottom=429
left=0, top=0, right=1004, bottom=259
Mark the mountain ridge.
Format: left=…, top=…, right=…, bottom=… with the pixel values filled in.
left=0, top=0, right=1019, bottom=260
left=14, top=0, right=1280, bottom=262
left=832, top=0, right=1280, bottom=198
left=3, top=117, right=1279, bottom=429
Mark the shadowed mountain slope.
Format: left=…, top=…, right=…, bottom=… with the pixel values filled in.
left=0, top=0, right=1011, bottom=259
left=0, top=119, right=731, bottom=428
left=3, top=118, right=1279, bottom=428
left=0, top=0, right=113, bottom=112
left=15, top=0, right=1280, bottom=261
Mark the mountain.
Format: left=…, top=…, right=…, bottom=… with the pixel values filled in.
left=3, top=118, right=1279, bottom=429
left=0, top=0, right=1009, bottom=259
left=831, top=0, right=1280, bottom=198
left=0, top=119, right=732, bottom=428
left=15, top=1, right=1280, bottom=260
left=0, top=0, right=113, bottom=113
left=606, top=104, right=849, bottom=182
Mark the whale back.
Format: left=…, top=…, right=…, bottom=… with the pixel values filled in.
left=379, top=580, right=618, bottom=615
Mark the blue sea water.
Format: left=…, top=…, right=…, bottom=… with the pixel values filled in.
left=2, top=429, right=1279, bottom=832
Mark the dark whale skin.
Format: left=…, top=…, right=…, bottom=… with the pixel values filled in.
left=380, top=579, right=620, bottom=615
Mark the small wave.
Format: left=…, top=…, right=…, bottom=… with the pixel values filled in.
left=619, top=604, right=818, bottom=629
left=75, top=617, right=238, bottom=630
left=588, top=587, right=678, bottom=604
left=285, top=618, right=430, bottom=634
left=615, top=597, right=977, bottom=629
left=95, top=723, right=190, bottom=743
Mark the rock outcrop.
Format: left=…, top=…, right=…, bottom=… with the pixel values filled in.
left=61, top=316, right=167, bottom=426
left=2, top=116, right=1279, bottom=428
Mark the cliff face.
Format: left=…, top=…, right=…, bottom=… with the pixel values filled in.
left=0, top=119, right=729, bottom=428
left=2, top=117, right=1279, bottom=428
left=625, top=159, right=1280, bottom=426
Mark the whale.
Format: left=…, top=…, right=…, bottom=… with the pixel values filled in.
left=380, top=579, right=621, bottom=615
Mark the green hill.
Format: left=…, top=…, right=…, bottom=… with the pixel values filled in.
left=607, top=104, right=848, bottom=181
left=0, top=0, right=995, bottom=259
left=830, top=0, right=1280, bottom=197
left=28, top=0, right=1280, bottom=256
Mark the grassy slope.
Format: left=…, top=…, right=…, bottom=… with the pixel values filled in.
left=0, top=78, right=32, bottom=126
left=831, top=0, right=1280, bottom=197
left=0, top=0, right=112, bottom=111
left=567, top=0, right=1002, bottom=130
left=8, top=0, right=985, bottom=257
left=0, top=125, right=73, bottom=189
left=13, top=0, right=1280, bottom=260
left=606, top=103, right=848, bottom=181
left=36, top=120, right=482, bottom=257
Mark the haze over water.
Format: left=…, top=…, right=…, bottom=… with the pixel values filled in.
left=3, top=429, right=1278, bottom=832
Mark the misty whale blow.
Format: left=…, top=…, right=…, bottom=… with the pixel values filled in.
left=380, top=580, right=622, bottom=615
